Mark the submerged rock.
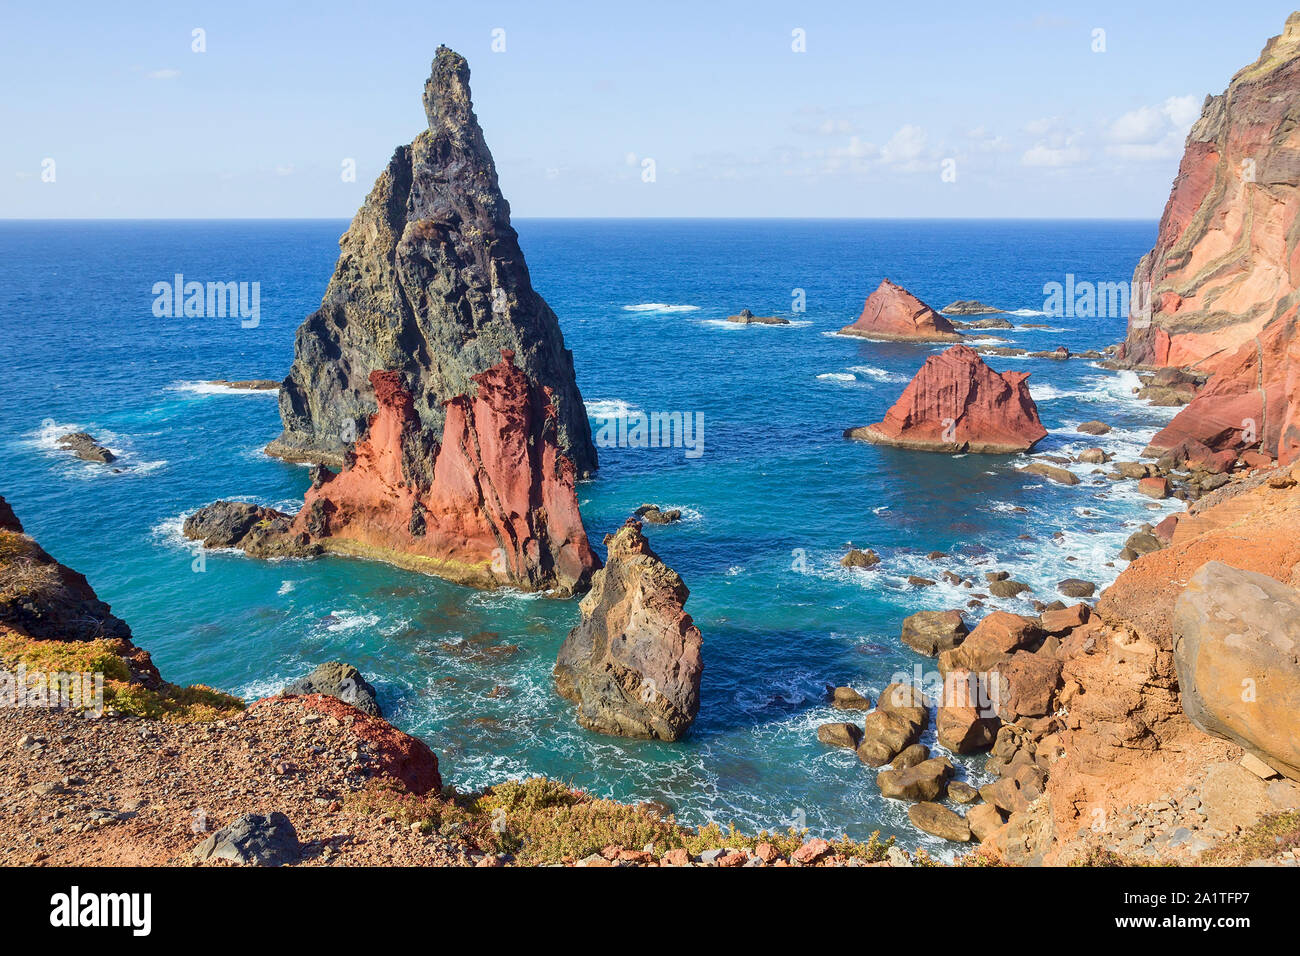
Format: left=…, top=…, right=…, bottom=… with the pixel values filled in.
left=553, top=520, right=702, bottom=741
left=841, top=548, right=880, bottom=568
left=839, top=279, right=963, bottom=342
left=846, top=345, right=1047, bottom=453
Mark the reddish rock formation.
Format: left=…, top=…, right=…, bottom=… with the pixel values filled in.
left=269, top=47, right=595, bottom=477
left=1126, top=14, right=1300, bottom=464
left=285, top=351, right=597, bottom=595
left=553, top=519, right=702, bottom=740
left=845, top=345, right=1048, bottom=453
left=253, top=694, right=441, bottom=795
left=840, top=279, right=963, bottom=342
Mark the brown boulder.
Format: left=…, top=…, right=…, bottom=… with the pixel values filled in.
left=878, top=757, right=954, bottom=801
left=993, top=652, right=1064, bottom=720
left=1173, top=562, right=1300, bottom=779
left=817, top=722, right=863, bottom=749
left=935, top=669, right=1000, bottom=753
left=901, top=610, right=969, bottom=656
left=939, top=611, right=1040, bottom=674
left=908, top=802, right=971, bottom=842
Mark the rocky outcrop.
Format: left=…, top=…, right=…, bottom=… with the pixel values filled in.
left=188, top=352, right=599, bottom=595
left=1173, top=561, right=1300, bottom=779
left=726, top=309, right=789, bottom=325
left=840, top=279, right=963, bottom=342
left=1125, top=15, right=1300, bottom=465
left=266, top=46, right=595, bottom=480
left=55, top=432, right=115, bottom=464
left=283, top=662, right=382, bottom=717
left=942, top=300, right=1005, bottom=316
left=846, top=345, right=1048, bottom=453
left=553, top=520, right=702, bottom=740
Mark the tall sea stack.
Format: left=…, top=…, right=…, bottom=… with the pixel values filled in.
left=1126, top=14, right=1300, bottom=464
left=267, top=46, right=597, bottom=479
left=187, top=48, right=599, bottom=595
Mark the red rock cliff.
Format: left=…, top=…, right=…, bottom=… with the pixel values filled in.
left=1128, top=14, right=1300, bottom=463
left=840, top=279, right=963, bottom=342
left=289, top=350, right=598, bottom=596
left=846, top=344, right=1048, bottom=453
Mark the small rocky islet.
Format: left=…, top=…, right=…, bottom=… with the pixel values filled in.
left=11, top=14, right=1300, bottom=870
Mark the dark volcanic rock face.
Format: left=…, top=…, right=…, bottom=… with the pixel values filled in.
left=267, top=46, right=596, bottom=478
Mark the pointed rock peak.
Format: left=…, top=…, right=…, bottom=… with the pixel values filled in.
left=423, top=45, right=479, bottom=137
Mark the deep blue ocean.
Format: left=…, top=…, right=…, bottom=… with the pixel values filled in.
left=0, top=219, right=1182, bottom=852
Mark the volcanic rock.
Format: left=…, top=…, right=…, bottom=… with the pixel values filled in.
left=839, top=279, right=963, bottom=342
left=266, top=45, right=596, bottom=480
left=55, top=432, right=115, bottom=463
left=1126, top=15, right=1300, bottom=466
left=942, top=300, right=1006, bottom=316
left=553, top=520, right=702, bottom=741
left=845, top=345, right=1048, bottom=453
left=192, top=812, right=301, bottom=866
left=727, top=308, right=789, bottom=325
left=283, top=662, right=382, bottom=717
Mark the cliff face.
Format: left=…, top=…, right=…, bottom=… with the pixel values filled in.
left=268, top=46, right=596, bottom=478
left=554, top=520, right=702, bottom=740
left=289, top=351, right=597, bottom=595
left=840, top=279, right=963, bottom=342
left=1127, top=14, right=1300, bottom=463
left=845, top=345, right=1047, bottom=453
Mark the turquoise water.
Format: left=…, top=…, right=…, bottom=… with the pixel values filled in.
left=0, top=219, right=1183, bottom=850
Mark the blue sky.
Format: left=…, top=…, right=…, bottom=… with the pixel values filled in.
left=2, top=1, right=1295, bottom=218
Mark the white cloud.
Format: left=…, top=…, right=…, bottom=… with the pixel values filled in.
left=1104, top=94, right=1201, bottom=162
left=147, top=68, right=181, bottom=80
left=881, top=125, right=928, bottom=165
left=1022, top=143, right=1087, bottom=167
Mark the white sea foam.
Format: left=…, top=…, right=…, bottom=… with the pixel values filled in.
left=848, top=365, right=908, bottom=383
left=584, top=398, right=641, bottom=418
left=816, top=372, right=857, bottom=383
left=622, top=303, right=700, bottom=313
left=320, top=610, right=380, bottom=634
left=169, top=380, right=279, bottom=396
left=277, top=580, right=297, bottom=595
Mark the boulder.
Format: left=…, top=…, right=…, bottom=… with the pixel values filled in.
left=1039, top=603, right=1090, bottom=634
left=878, top=757, right=954, bottom=801
left=1019, top=462, right=1080, bottom=485
left=635, top=504, right=682, bottom=524
left=988, top=579, right=1031, bottom=598
left=900, top=609, right=968, bottom=656
left=908, top=802, right=971, bottom=842
left=892, top=743, right=931, bottom=770
left=1173, top=562, right=1300, bottom=779
left=856, top=684, right=930, bottom=766
left=1056, top=578, right=1096, bottom=598
left=841, top=548, right=880, bottom=568
left=846, top=345, right=1048, bottom=453
left=840, top=279, right=963, bottom=342
left=1138, top=476, right=1170, bottom=499
left=554, top=520, right=702, bottom=741
left=1076, top=421, right=1111, bottom=435
left=192, top=812, right=301, bottom=866
left=939, top=611, right=1040, bottom=674
left=936, top=669, right=1000, bottom=753
left=283, top=662, right=381, bottom=717
left=992, top=651, right=1064, bottom=719
left=830, top=686, right=872, bottom=711
left=947, top=780, right=981, bottom=804
left=966, top=802, right=1006, bottom=842
left=817, top=722, right=863, bottom=749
